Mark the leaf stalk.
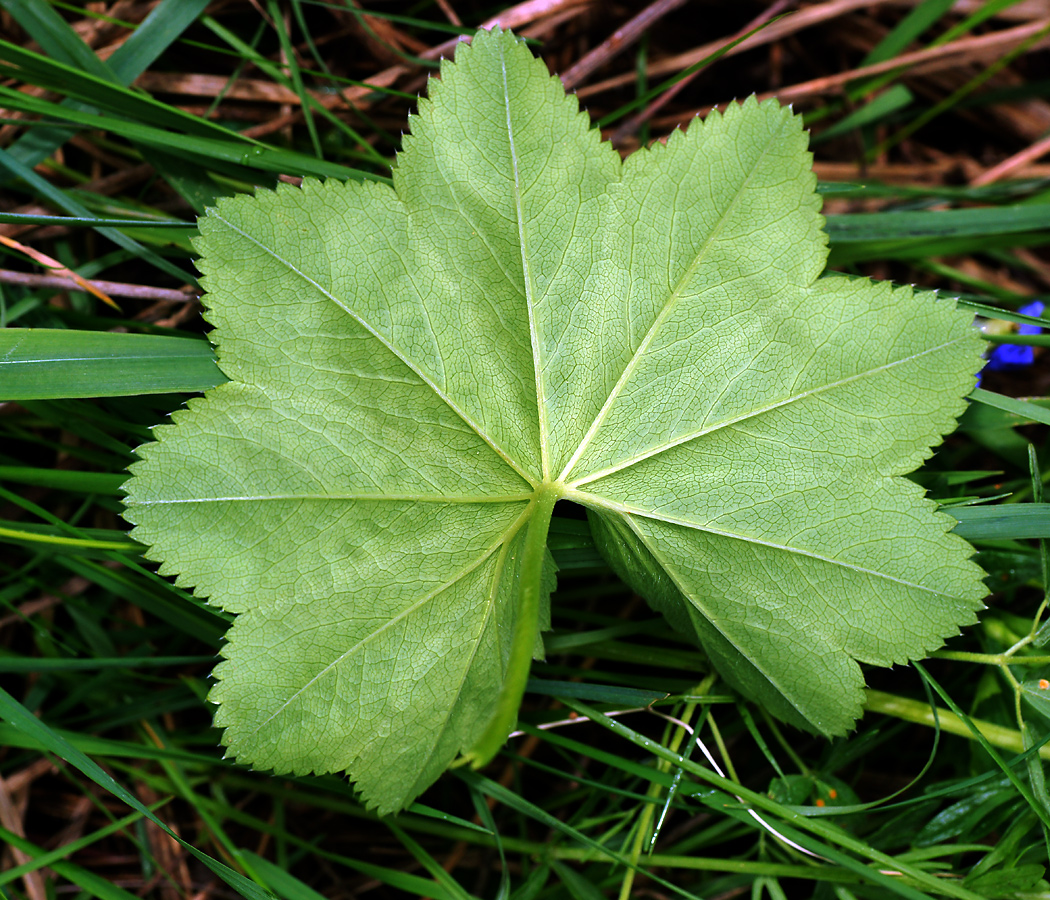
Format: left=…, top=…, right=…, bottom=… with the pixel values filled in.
left=465, top=483, right=561, bottom=768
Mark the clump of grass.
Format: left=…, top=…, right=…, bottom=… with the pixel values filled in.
left=3, top=2, right=1050, bottom=898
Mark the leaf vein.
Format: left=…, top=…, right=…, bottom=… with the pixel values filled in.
left=568, top=335, right=970, bottom=487
left=578, top=493, right=958, bottom=598
left=241, top=504, right=533, bottom=743
left=210, top=212, right=536, bottom=487
left=558, top=115, right=791, bottom=482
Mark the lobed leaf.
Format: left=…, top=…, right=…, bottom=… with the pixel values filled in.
left=123, top=28, right=987, bottom=812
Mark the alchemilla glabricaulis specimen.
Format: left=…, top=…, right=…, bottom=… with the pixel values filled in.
left=123, top=28, right=987, bottom=815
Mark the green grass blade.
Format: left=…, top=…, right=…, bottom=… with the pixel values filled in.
left=0, top=40, right=383, bottom=182
left=0, top=824, right=144, bottom=900
left=559, top=699, right=988, bottom=900
left=827, top=205, right=1050, bottom=244
left=2, top=0, right=112, bottom=76
left=200, top=14, right=389, bottom=169
left=0, top=82, right=374, bottom=182
left=385, top=822, right=479, bottom=900
left=526, top=677, right=667, bottom=705
left=860, top=0, right=956, bottom=65
left=457, top=769, right=706, bottom=900
left=950, top=505, right=1050, bottom=540
left=0, top=520, right=135, bottom=552
left=0, top=466, right=125, bottom=493
left=0, top=330, right=226, bottom=399
left=813, top=85, right=912, bottom=144
left=238, top=851, right=329, bottom=900
left=0, top=212, right=188, bottom=227
left=913, top=662, right=1050, bottom=832
left=970, top=388, right=1050, bottom=427
left=105, top=0, right=211, bottom=82
left=0, top=656, right=212, bottom=673
left=0, top=809, right=148, bottom=889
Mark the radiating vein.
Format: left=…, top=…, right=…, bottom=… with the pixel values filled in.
left=412, top=514, right=521, bottom=784
left=128, top=493, right=534, bottom=505
left=499, top=40, right=550, bottom=481
left=557, top=118, right=789, bottom=484
left=212, top=212, right=537, bottom=489
left=619, top=513, right=804, bottom=711
left=567, top=336, right=969, bottom=489
left=578, top=493, right=960, bottom=598
left=243, top=503, right=534, bottom=741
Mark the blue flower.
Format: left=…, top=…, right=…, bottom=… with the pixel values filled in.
left=984, top=300, right=1045, bottom=371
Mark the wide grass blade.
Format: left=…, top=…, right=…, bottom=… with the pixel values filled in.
left=0, top=330, right=226, bottom=398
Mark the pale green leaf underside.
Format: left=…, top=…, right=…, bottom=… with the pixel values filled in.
left=123, top=28, right=987, bottom=813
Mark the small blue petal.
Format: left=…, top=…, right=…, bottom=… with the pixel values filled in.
left=1018, top=300, right=1045, bottom=336
left=985, top=343, right=1035, bottom=371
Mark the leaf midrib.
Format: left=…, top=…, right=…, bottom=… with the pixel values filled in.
left=499, top=38, right=550, bottom=481
left=127, top=492, right=534, bottom=505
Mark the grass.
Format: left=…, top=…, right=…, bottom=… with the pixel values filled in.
left=3, top=0, right=1050, bottom=897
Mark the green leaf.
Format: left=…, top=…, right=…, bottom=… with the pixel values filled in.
left=122, top=28, right=987, bottom=813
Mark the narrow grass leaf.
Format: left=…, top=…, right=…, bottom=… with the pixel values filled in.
left=0, top=722, right=228, bottom=767
left=385, top=822, right=479, bottom=900
left=238, top=852, right=327, bottom=900
left=914, top=662, right=1050, bottom=831
left=215, top=804, right=467, bottom=899
left=0, top=81, right=372, bottom=184
left=814, top=85, right=912, bottom=144
left=860, top=0, right=957, bottom=65
left=2, top=0, right=112, bottom=76
left=827, top=205, right=1050, bottom=243
left=970, top=388, right=1050, bottom=427
left=0, top=824, right=144, bottom=900
left=509, top=864, right=549, bottom=900
left=59, top=556, right=230, bottom=643
left=105, top=0, right=211, bottom=83
left=0, top=520, right=136, bottom=552
left=526, top=677, right=667, bottom=705
left=0, top=145, right=193, bottom=284
left=0, top=656, right=211, bottom=673
left=456, top=769, right=705, bottom=900
left=561, top=698, right=988, bottom=900
left=0, top=213, right=188, bottom=227
left=549, top=859, right=608, bottom=900
left=0, top=467, right=126, bottom=493
left=0, top=810, right=148, bottom=889
left=405, top=802, right=493, bottom=834
left=467, top=784, right=510, bottom=900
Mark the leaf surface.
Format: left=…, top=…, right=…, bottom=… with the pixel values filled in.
left=123, top=28, right=987, bottom=812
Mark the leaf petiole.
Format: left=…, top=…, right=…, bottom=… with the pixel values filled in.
left=465, top=483, right=562, bottom=768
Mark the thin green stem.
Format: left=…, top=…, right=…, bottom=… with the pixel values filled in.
left=865, top=690, right=1050, bottom=760
left=932, top=651, right=1050, bottom=666
left=466, top=484, right=561, bottom=768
